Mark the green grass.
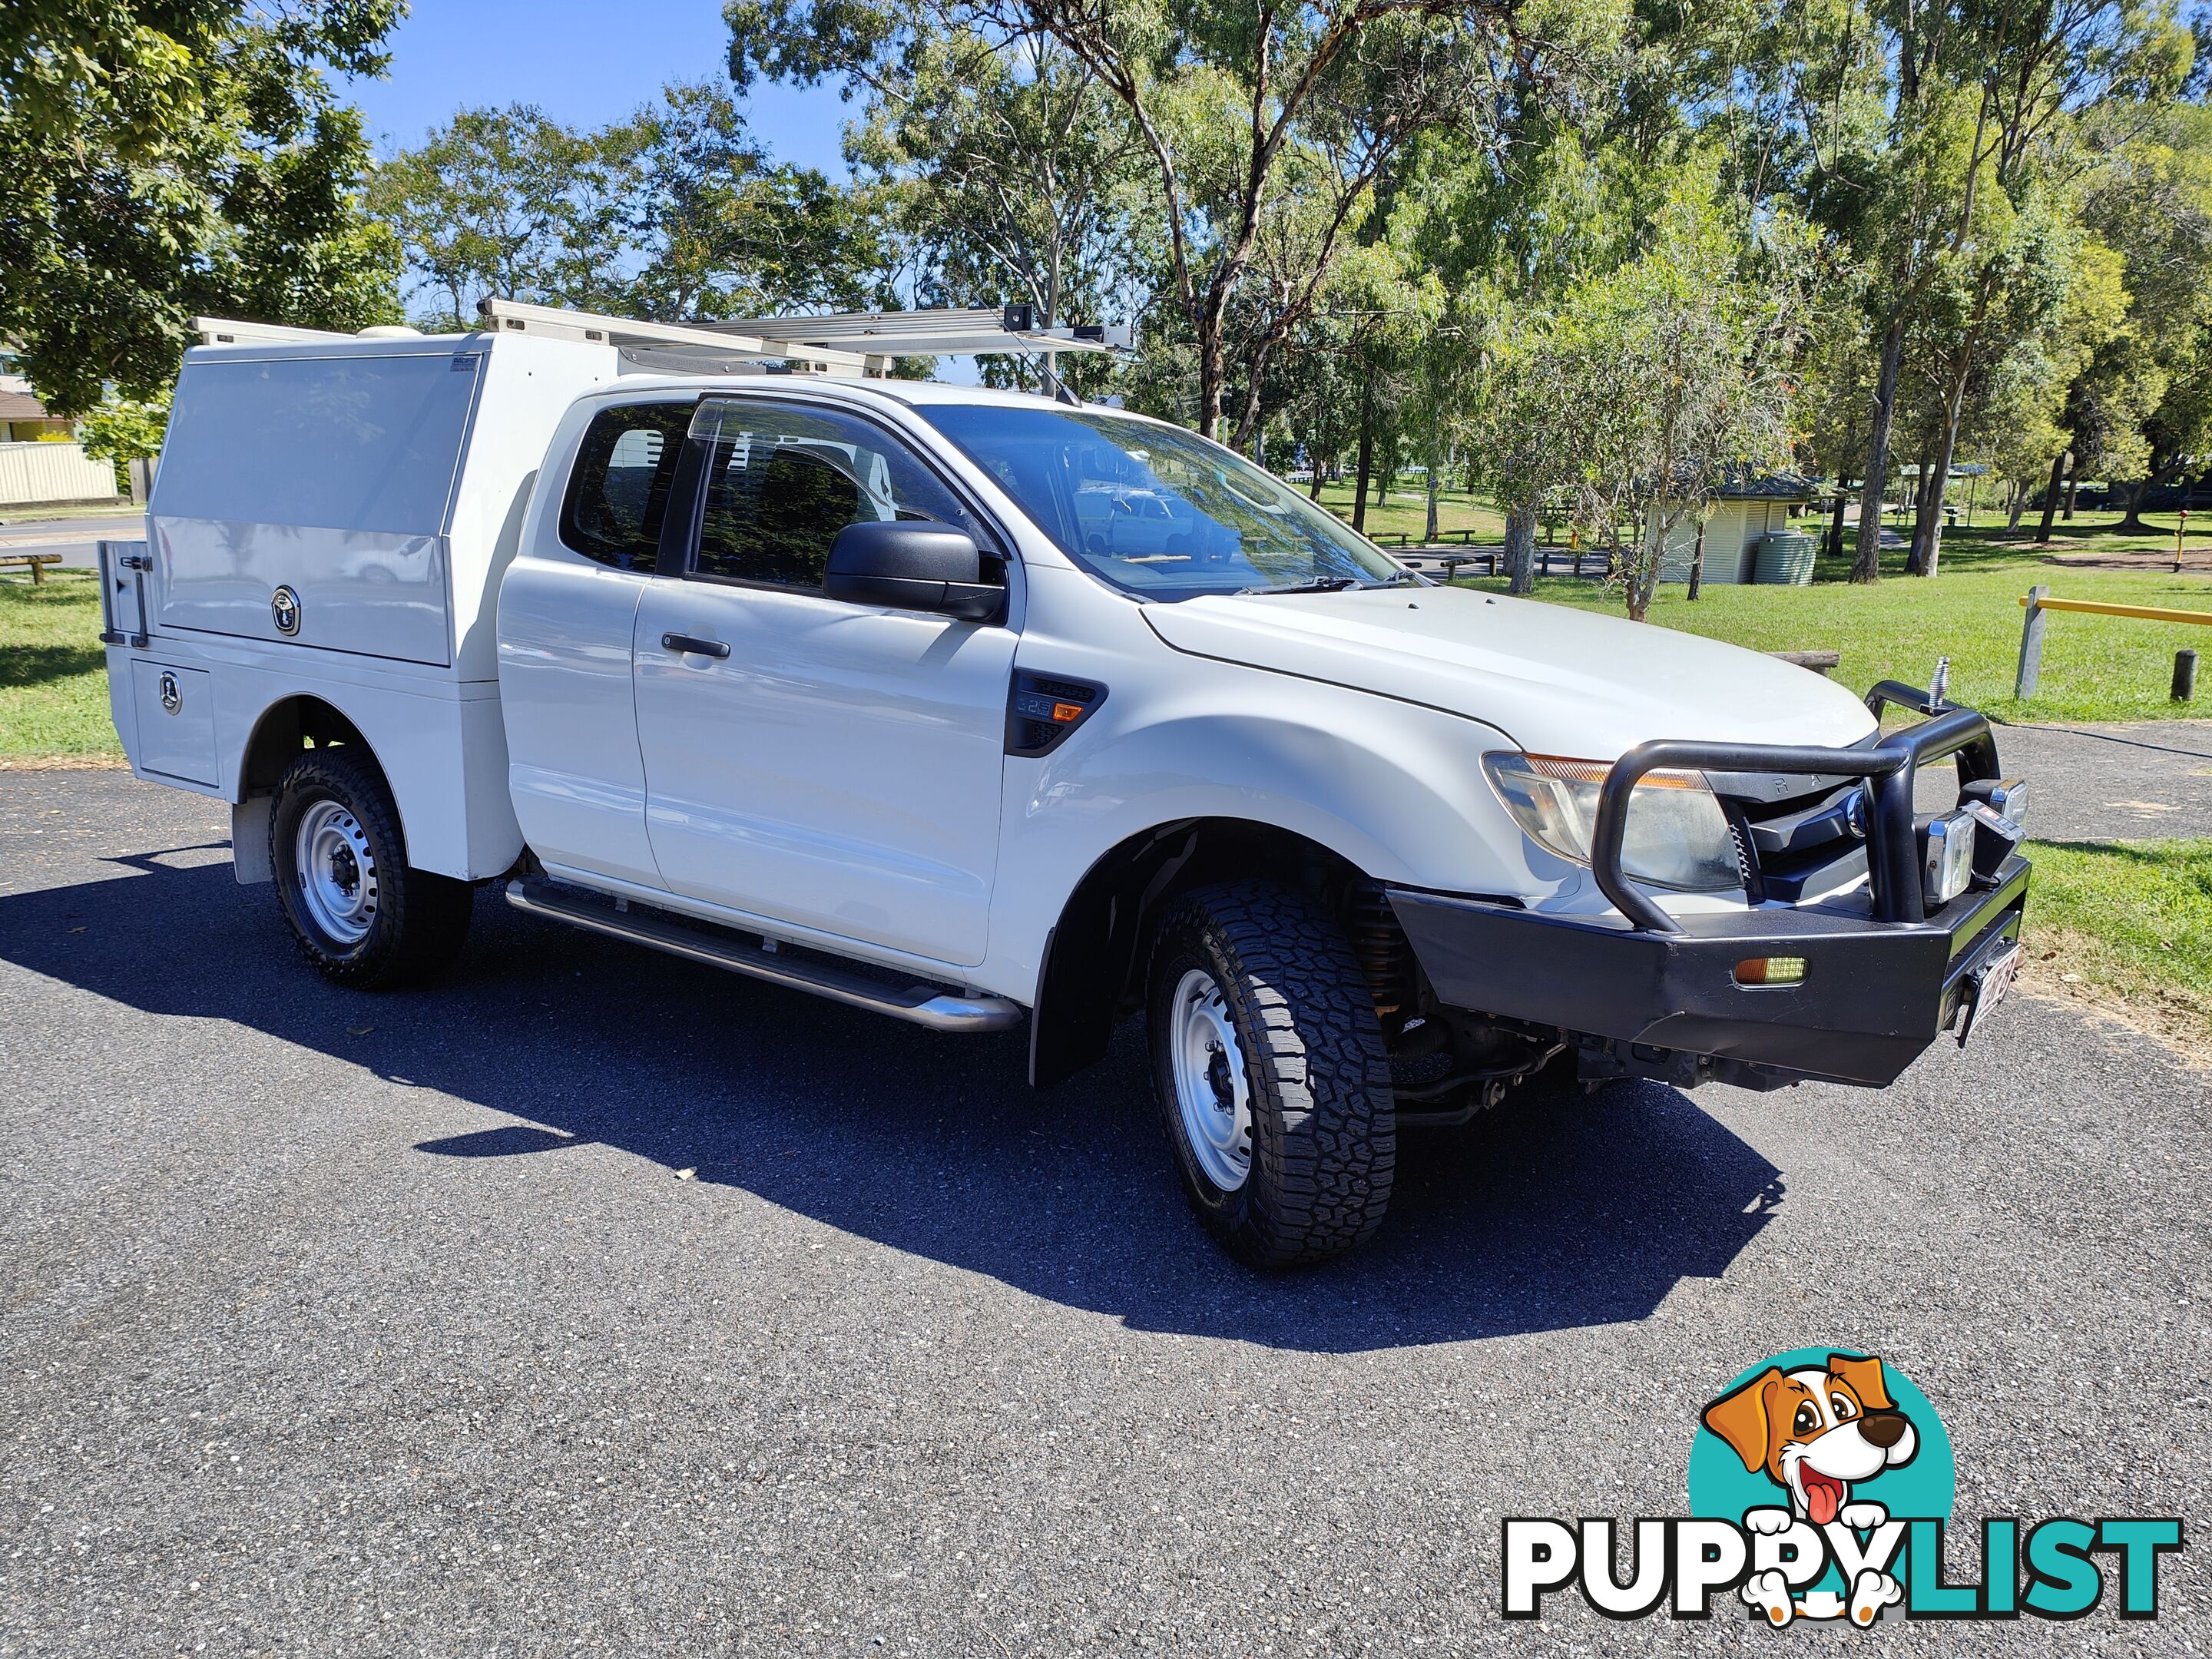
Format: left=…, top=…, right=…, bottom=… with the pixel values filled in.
left=2022, top=838, right=2212, bottom=1045
left=1459, top=512, right=2212, bottom=724
left=0, top=570, right=122, bottom=761
left=1311, top=477, right=1506, bottom=544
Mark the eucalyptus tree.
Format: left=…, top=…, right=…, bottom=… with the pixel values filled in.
left=2076, top=101, right=2212, bottom=529
left=1837, top=0, right=2190, bottom=578
left=369, top=88, right=888, bottom=330
left=0, top=0, right=404, bottom=412
left=725, top=0, right=1609, bottom=436
left=1394, top=120, right=1639, bottom=592
left=608, top=84, right=894, bottom=321
left=1470, top=167, right=1807, bottom=621
left=369, top=104, right=615, bottom=329
left=844, top=31, right=1148, bottom=396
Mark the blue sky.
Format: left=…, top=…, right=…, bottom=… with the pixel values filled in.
left=342, top=0, right=853, bottom=173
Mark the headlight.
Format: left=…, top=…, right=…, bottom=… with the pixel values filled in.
left=1482, top=753, right=1742, bottom=892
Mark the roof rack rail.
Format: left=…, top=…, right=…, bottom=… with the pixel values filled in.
left=192, top=317, right=356, bottom=346
left=698, top=305, right=1134, bottom=359
left=478, top=298, right=879, bottom=374
left=190, top=300, right=1135, bottom=379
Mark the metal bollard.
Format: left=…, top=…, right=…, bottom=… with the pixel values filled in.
left=2176, top=648, right=2199, bottom=704
left=2015, top=584, right=2048, bottom=699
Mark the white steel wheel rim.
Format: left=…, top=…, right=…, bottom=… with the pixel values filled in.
left=1169, top=967, right=1252, bottom=1192
left=294, top=799, right=379, bottom=945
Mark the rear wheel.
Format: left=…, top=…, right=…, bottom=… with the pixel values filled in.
left=270, top=747, right=472, bottom=988
left=1147, top=880, right=1395, bottom=1268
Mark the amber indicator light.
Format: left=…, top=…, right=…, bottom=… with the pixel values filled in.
left=1734, top=955, right=1808, bottom=987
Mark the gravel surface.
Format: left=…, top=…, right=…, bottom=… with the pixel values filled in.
left=1, top=770, right=2204, bottom=1656
left=1988, top=718, right=2212, bottom=839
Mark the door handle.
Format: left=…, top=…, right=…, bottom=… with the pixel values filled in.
left=661, top=632, right=731, bottom=659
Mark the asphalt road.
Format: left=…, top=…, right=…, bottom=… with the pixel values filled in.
left=0, top=512, right=144, bottom=571
left=1, top=771, right=2204, bottom=1655
left=1990, top=718, right=2212, bottom=839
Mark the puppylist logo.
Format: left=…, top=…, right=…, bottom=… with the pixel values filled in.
left=1502, top=1348, right=2184, bottom=1626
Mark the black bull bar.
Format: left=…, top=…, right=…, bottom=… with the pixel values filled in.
left=1388, top=693, right=2030, bottom=1088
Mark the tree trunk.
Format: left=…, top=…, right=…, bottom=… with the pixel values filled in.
left=1618, top=522, right=1643, bottom=621
left=2036, top=451, right=2068, bottom=544
left=1504, top=501, right=1537, bottom=594
left=2006, top=479, right=2028, bottom=531
left=2062, top=471, right=2078, bottom=520
left=1914, top=410, right=1966, bottom=579
left=1352, top=389, right=1374, bottom=535
left=1308, top=462, right=1324, bottom=502
left=1196, top=318, right=1226, bottom=441
left=1687, top=513, right=1708, bottom=601
left=1823, top=484, right=1849, bottom=565
left=1424, top=464, right=1439, bottom=544
left=1853, top=314, right=1907, bottom=583
left=1904, top=453, right=1936, bottom=575
left=2118, top=466, right=2157, bottom=532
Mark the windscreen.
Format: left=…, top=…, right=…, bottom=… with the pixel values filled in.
left=917, top=405, right=1405, bottom=598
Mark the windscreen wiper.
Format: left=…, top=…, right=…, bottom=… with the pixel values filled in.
left=1236, top=576, right=1364, bottom=595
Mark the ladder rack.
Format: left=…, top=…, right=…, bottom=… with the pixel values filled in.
left=699, top=306, right=1134, bottom=359
left=193, top=300, right=1134, bottom=379
left=192, top=317, right=356, bottom=346
left=478, top=299, right=878, bottom=374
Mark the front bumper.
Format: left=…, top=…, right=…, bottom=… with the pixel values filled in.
left=1390, top=856, right=2028, bottom=1088
left=1392, top=694, right=2031, bottom=1090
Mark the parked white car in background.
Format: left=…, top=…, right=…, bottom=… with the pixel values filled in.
left=99, top=304, right=2032, bottom=1267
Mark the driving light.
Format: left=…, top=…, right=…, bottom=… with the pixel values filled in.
left=1482, top=753, right=1742, bottom=892
left=1735, top=955, right=1807, bottom=987
left=1961, top=776, right=2027, bottom=831
left=1923, top=810, right=1976, bottom=907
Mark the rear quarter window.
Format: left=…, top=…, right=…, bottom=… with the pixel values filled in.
left=558, top=402, right=693, bottom=571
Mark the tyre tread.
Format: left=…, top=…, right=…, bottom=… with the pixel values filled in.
left=1150, top=879, right=1395, bottom=1267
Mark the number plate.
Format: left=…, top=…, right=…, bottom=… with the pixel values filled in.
left=1955, top=939, right=2022, bottom=1046
left=1978, top=942, right=2022, bottom=1008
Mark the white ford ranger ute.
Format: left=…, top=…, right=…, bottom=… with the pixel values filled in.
left=100, top=315, right=2032, bottom=1267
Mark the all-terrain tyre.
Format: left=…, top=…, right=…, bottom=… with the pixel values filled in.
left=269, top=747, right=473, bottom=989
left=1147, top=880, right=1395, bottom=1268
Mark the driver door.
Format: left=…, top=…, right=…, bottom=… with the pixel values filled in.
left=631, top=397, right=1016, bottom=968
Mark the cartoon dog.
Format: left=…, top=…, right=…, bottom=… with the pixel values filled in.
left=1702, top=1353, right=1919, bottom=1626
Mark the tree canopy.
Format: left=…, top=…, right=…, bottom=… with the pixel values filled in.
left=2, top=0, right=405, bottom=412
left=17, top=0, right=2212, bottom=618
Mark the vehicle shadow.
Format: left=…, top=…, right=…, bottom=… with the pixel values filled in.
left=0, top=854, right=1784, bottom=1354
left=0, top=640, right=106, bottom=690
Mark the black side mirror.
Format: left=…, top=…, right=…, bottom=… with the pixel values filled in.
left=824, top=520, right=1003, bottom=621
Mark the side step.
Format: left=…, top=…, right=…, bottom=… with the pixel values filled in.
left=503, top=877, right=1025, bottom=1034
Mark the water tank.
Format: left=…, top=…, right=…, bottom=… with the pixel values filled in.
left=1755, top=528, right=1816, bottom=585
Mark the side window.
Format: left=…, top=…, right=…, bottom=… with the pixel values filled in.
left=690, top=399, right=995, bottom=591
left=558, top=402, right=691, bottom=571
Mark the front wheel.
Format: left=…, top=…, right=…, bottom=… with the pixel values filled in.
left=269, top=747, right=472, bottom=989
left=1147, top=880, right=1395, bottom=1268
